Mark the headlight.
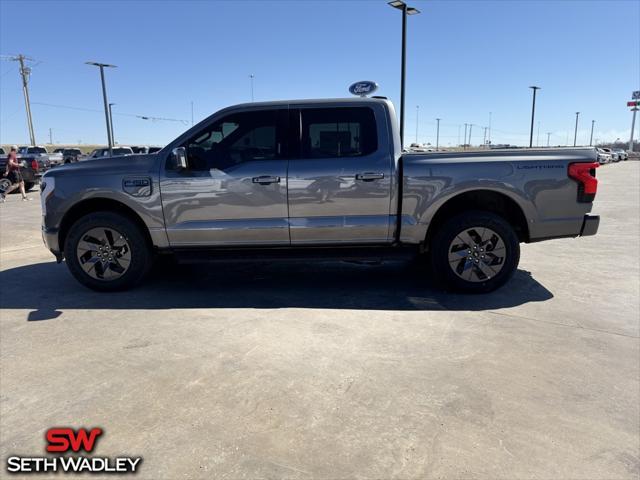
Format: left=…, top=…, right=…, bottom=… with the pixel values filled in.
left=40, top=176, right=55, bottom=215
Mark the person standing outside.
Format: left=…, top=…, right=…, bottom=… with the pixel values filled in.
left=1, top=146, right=30, bottom=202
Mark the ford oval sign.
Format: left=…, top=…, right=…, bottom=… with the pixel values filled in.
left=349, top=81, right=378, bottom=97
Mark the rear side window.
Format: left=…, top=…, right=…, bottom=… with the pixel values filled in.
left=301, top=107, right=377, bottom=159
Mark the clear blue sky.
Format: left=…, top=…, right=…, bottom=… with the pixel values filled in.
left=1, top=0, right=638, bottom=147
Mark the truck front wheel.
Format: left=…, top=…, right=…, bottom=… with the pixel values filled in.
left=430, top=211, right=520, bottom=293
left=64, top=212, right=152, bottom=291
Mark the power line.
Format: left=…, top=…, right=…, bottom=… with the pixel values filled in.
left=31, top=101, right=189, bottom=124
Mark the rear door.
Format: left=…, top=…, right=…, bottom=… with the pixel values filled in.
left=160, top=108, right=290, bottom=246
left=287, top=104, right=393, bottom=244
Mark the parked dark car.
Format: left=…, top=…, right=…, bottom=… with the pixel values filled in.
left=63, top=148, right=84, bottom=163
left=84, top=147, right=134, bottom=160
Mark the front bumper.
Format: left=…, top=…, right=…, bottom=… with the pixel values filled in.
left=42, top=225, right=63, bottom=261
left=580, top=214, right=599, bottom=236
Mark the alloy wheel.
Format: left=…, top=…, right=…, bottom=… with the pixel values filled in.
left=76, top=227, right=132, bottom=281
left=447, top=226, right=506, bottom=282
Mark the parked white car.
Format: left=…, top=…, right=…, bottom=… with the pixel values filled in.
left=611, top=148, right=628, bottom=161
left=596, top=148, right=613, bottom=164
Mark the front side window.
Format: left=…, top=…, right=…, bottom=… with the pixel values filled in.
left=300, top=107, right=378, bottom=159
left=185, top=110, right=283, bottom=171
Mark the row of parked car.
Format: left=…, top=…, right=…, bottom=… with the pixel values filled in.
left=596, top=147, right=629, bottom=164
left=53, top=145, right=162, bottom=162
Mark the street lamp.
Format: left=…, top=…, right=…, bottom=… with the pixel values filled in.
left=86, top=61, right=116, bottom=156
left=388, top=0, right=420, bottom=149
left=415, top=105, right=419, bottom=143
left=573, top=111, right=580, bottom=147
left=108, top=103, right=116, bottom=145
left=528, top=86, right=540, bottom=148
left=435, top=118, right=441, bottom=150
left=589, top=120, right=595, bottom=146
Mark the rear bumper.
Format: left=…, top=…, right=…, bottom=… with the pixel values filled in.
left=580, top=214, right=599, bottom=236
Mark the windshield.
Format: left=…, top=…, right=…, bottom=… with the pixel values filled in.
left=28, top=147, right=47, bottom=154
left=113, top=148, right=133, bottom=155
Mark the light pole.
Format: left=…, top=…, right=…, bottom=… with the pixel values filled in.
left=483, top=126, right=488, bottom=147
left=546, top=132, right=551, bottom=147
left=415, top=105, right=419, bottom=143
left=249, top=74, right=255, bottom=102
left=573, top=111, right=580, bottom=147
left=589, top=120, right=595, bottom=146
left=108, top=103, right=116, bottom=145
left=468, top=124, right=474, bottom=148
left=86, top=61, right=116, bottom=156
left=630, top=108, right=638, bottom=152
left=529, top=86, right=540, bottom=148
left=463, top=123, right=468, bottom=149
left=435, top=118, right=440, bottom=150
left=388, top=0, right=420, bottom=149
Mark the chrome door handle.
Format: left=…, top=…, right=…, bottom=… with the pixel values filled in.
left=356, top=172, right=385, bottom=182
left=252, top=175, right=280, bottom=185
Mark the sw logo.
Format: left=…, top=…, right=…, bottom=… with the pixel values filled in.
left=6, top=427, right=142, bottom=475
left=46, top=427, right=103, bottom=453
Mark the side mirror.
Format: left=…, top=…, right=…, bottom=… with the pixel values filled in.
left=172, top=147, right=188, bottom=170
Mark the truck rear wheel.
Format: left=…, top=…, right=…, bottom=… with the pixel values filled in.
left=430, top=211, right=520, bottom=293
left=64, top=212, right=152, bottom=291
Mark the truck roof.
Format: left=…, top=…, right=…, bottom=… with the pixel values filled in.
left=227, top=97, right=390, bottom=109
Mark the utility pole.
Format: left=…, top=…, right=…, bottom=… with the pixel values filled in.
left=415, top=105, right=419, bottom=143
left=3, top=54, right=37, bottom=145
left=630, top=107, right=638, bottom=152
left=483, top=126, right=488, bottom=147
left=108, top=103, right=116, bottom=145
left=435, top=118, right=440, bottom=150
left=463, top=123, right=468, bottom=150
left=573, top=111, right=580, bottom=147
left=249, top=74, right=254, bottom=102
left=589, top=120, right=595, bottom=146
left=529, top=86, right=540, bottom=148
left=86, top=61, right=116, bottom=156
left=546, top=132, right=551, bottom=147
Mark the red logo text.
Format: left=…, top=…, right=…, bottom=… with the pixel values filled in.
left=46, top=428, right=103, bottom=453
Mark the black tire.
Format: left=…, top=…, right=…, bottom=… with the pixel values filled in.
left=23, top=182, right=35, bottom=191
left=430, top=210, right=520, bottom=293
left=64, top=211, right=152, bottom=291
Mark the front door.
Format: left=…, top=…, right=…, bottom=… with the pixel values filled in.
left=160, top=108, right=290, bottom=246
left=287, top=105, right=393, bottom=244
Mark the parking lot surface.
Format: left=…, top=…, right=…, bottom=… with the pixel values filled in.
left=1, top=161, right=639, bottom=479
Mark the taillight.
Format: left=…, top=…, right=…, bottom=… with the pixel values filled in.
left=568, top=162, right=598, bottom=202
left=31, top=159, right=39, bottom=172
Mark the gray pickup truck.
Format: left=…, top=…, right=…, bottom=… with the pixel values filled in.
left=41, top=97, right=600, bottom=292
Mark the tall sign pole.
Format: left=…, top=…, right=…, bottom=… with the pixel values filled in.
left=630, top=91, right=640, bottom=152
left=528, top=86, right=540, bottom=148
left=630, top=108, right=638, bottom=153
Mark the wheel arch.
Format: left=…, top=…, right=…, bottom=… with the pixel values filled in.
left=424, top=189, right=530, bottom=248
left=59, top=197, right=153, bottom=254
